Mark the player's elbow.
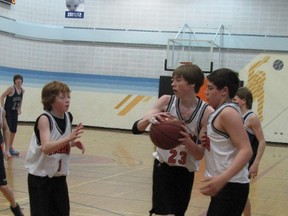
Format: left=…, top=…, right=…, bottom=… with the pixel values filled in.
left=41, top=143, right=53, bottom=155
left=41, top=146, right=50, bottom=155
left=132, top=119, right=144, bottom=134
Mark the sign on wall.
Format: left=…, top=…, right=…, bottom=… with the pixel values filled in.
left=65, top=0, right=84, bottom=19
left=0, top=0, right=15, bottom=4
left=239, top=53, right=288, bottom=144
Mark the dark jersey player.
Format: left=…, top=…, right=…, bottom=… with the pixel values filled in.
left=1, top=74, right=25, bottom=156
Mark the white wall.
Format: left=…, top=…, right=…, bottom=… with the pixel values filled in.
left=0, top=0, right=288, bottom=142
left=1, top=0, right=288, bottom=76
left=239, top=53, right=288, bottom=143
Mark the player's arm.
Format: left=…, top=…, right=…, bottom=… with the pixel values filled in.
left=38, top=115, right=83, bottom=154
left=199, top=105, right=214, bottom=142
left=179, top=105, right=214, bottom=160
left=69, top=123, right=85, bottom=154
left=132, top=95, right=171, bottom=134
left=0, top=86, right=13, bottom=107
left=2, top=110, right=11, bottom=160
left=179, top=129, right=204, bottom=160
left=18, top=88, right=25, bottom=114
left=220, top=107, right=252, bottom=180
left=248, top=114, right=266, bottom=177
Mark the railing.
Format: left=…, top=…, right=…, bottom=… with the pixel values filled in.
left=1, top=16, right=288, bottom=52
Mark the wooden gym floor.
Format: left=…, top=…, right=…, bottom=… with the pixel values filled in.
left=0, top=123, right=287, bottom=216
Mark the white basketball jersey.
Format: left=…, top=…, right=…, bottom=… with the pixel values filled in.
left=205, top=102, right=249, bottom=183
left=153, top=95, right=208, bottom=172
left=25, top=111, right=72, bottom=178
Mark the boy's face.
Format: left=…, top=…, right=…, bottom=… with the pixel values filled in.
left=14, top=78, right=23, bottom=86
left=171, top=75, right=193, bottom=97
left=233, top=96, right=245, bottom=107
left=205, top=81, right=223, bottom=108
left=52, top=92, right=71, bottom=113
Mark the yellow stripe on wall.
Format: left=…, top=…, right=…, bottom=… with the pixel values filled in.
left=114, top=95, right=132, bottom=109
left=118, top=95, right=145, bottom=116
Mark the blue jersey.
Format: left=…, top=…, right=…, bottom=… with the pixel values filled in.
left=243, top=111, right=259, bottom=167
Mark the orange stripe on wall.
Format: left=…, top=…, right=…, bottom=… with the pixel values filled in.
left=114, top=95, right=132, bottom=109
left=118, top=95, right=145, bottom=116
left=197, top=79, right=208, bottom=102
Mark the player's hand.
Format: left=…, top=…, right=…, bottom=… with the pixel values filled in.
left=4, top=150, right=11, bottom=161
left=200, top=175, right=227, bottom=197
left=179, top=126, right=196, bottom=146
left=72, top=141, right=85, bottom=154
left=148, top=112, right=171, bottom=125
left=249, top=163, right=259, bottom=179
left=70, top=123, right=84, bottom=141
left=200, top=132, right=210, bottom=151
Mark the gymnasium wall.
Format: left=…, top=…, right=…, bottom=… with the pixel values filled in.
left=0, top=0, right=288, bottom=143
left=239, top=54, right=288, bottom=144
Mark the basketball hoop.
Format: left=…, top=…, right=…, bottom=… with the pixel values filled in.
left=180, top=61, right=193, bottom=65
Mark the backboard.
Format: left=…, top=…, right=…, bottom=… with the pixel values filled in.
left=165, top=38, right=217, bottom=73
left=164, top=24, right=224, bottom=73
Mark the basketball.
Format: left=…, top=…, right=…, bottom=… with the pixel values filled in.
left=149, top=116, right=184, bottom=150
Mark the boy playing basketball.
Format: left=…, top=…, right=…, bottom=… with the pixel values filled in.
left=201, top=68, right=253, bottom=216
left=132, top=64, right=213, bottom=216
left=1, top=74, right=25, bottom=156
left=234, top=87, right=266, bottom=216
left=0, top=106, right=24, bottom=215
left=25, top=81, right=85, bottom=216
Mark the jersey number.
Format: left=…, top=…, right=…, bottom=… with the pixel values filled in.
left=168, top=149, right=187, bottom=165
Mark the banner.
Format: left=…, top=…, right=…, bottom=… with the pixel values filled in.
left=65, top=0, right=84, bottom=19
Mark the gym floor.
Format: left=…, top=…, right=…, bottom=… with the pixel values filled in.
left=0, top=123, right=287, bottom=216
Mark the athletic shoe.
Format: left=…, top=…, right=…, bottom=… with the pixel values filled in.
left=9, top=147, right=19, bottom=156
left=10, top=203, right=24, bottom=216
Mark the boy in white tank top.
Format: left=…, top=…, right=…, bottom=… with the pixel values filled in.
left=132, top=64, right=213, bottom=216
left=201, top=68, right=253, bottom=216
left=25, top=81, right=85, bottom=216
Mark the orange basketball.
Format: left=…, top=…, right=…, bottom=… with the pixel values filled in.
left=149, top=116, right=184, bottom=150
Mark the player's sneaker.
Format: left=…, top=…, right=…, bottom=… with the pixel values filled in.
left=9, top=147, right=19, bottom=156
left=10, top=203, right=24, bottom=216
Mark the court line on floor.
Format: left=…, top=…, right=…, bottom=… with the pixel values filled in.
left=251, top=154, right=288, bottom=183
left=198, top=154, right=288, bottom=216
left=69, top=166, right=148, bottom=189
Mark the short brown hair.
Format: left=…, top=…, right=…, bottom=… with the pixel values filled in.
left=207, top=68, right=239, bottom=98
left=41, top=81, right=71, bottom=111
left=13, top=74, right=23, bottom=84
left=172, top=64, right=204, bottom=93
left=236, top=87, right=253, bottom=109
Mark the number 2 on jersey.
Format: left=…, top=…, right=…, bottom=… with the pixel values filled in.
left=168, top=149, right=187, bottom=165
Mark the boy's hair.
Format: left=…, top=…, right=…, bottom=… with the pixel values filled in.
left=236, top=87, right=253, bottom=109
left=207, top=68, right=239, bottom=98
left=172, top=64, right=204, bottom=93
left=41, top=81, right=71, bottom=111
left=13, top=74, right=23, bottom=84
